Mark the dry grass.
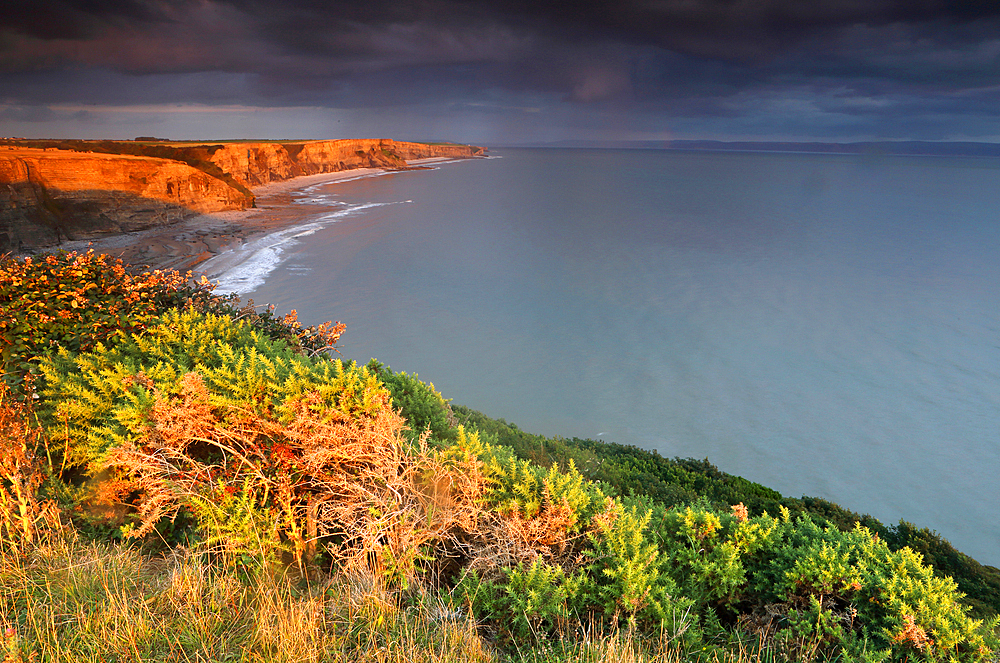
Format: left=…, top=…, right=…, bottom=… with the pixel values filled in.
left=0, top=529, right=782, bottom=663
left=0, top=532, right=493, bottom=662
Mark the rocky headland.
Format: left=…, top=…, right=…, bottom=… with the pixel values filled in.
left=0, top=139, right=485, bottom=254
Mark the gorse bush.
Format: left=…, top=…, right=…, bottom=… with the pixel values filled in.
left=453, top=560, right=588, bottom=642
left=39, top=308, right=381, bottom=471
left=454, top=404, right=1000, bottom=621
left=484, top=451, right=598, bottom=531
left=650, top=502, right=776, bottom=609
left=366, top=359, right=457, bottom=443
left=0, top=250, right=224, bottom=394
left=453, top=495, right=998, bottom=660
left=469, top=448, right=604, bottom=575
left=647, top=505, right=1000, bottom=662
left=586, top=498, right=693, bottom=630
left=34, top=309, right=429, bottom=571
left=751, top=512, right=1000, bottom=662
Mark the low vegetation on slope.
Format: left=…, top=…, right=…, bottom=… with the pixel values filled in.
left=1, top=250, right=998, bottom=662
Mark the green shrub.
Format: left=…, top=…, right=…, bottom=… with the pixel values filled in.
left=585, top=498, right=696, bottom=633
left=454, top=404, right=1000, bottom=619
left=38, top=308, right=382, bottom=471
left=483, top=448, right=603, bottom=536
left=453, top=561, right=587, bottom=642
left=885, top=520, right=1000, bottom=619
left=366, top=359, right=457, bottom=443
left=0, top=251, right=225, bottom=394
left=33, top=310, right=497, bottom=580
left=739, top=510, right=999, bottom=662
left=648, top=503, right=775, bottom=612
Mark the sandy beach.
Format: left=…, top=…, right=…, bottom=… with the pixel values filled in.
left=55, top=166, right=403, bottom=275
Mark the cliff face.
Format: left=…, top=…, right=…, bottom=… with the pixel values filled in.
left=209, top=139, right=485, bottom=188
left=0, top=149, right=248, bottom=251
left=1, top=139, right=485, bottom=252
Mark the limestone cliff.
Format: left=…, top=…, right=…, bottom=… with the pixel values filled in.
left=0, top=149, right=248, bottom=251
left=1, top=139, right=485, bottom=252
left=209, top=139, right=485, bottom=188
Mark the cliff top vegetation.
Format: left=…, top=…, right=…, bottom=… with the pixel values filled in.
left=1, top=250, right=997, bottom=662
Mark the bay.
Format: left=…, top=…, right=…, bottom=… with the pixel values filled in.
left=221, top=148, right=1000, bottom=565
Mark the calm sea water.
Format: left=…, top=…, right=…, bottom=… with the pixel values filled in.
left=215, top=148, right=1000, bottom=565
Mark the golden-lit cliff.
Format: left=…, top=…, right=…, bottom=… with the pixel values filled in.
left=208, top=139, right=485, bottom=187
left=0, top=148, right=249, bottom=251
left=0, top=139, right=485, bottom=252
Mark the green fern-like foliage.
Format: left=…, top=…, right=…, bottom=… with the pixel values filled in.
left=453, top=560, right=587, bottom=642
left=483, top=448, right=601, bottom=532
left=586, top=497, right=694, bottom=629
left=38, top=308, right=385, bottom=470
left=365, top=359, right=457, bottom=443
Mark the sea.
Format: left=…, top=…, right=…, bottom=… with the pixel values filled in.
left=206, top=148, right=1000, bottom=566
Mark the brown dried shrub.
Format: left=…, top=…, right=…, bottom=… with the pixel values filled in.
left=894, top=613, right=933, bottom=652
left=101, top=370, right=592, bottom=588
left=466, top=497, right=583, bottom=575
left=105, top=372, right=492, bottom=583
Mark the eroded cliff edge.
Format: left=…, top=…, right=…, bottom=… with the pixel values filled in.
left=0, top=139, right=485, bottom=252
left=208, top=139, right=484, bottom=187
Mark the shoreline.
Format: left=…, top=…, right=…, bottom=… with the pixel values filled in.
left=53, top=162, right=446, bottom=277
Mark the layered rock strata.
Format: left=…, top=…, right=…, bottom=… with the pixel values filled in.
left=1, top=139, right=485, bottom=252
left=208, top=139, right=485, bottom=187
left=0, top=149, right=248, bottom=251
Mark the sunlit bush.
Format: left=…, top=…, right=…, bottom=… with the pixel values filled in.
left=0, top=250, right=224, bottom=393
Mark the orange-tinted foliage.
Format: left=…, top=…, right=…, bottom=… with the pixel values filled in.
left=105, top=372, right=489, bottom=581
left=231, top=299, right=346, bottom=357
left=0, top=381, right=59, bottom=546
left=894, top=613, right=933, bottom=652
left=102, top=371, right=588, bottom=584
left=0, top=250, right=225, bottom=391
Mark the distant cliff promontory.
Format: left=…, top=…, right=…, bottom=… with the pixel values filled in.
left=0, top=139, right=486, bottom=252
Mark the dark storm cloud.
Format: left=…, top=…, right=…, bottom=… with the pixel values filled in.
left=201, top=0, right=1000, bottom=73
left=4, top=0, right=997, bottom=74
left=1, top=0, right=999, bottom=140
left=504, top=0, right=1000, bottom=61
left=0, top=104, right=57, bottom=122
left=1, top=0, right=176, bottom=40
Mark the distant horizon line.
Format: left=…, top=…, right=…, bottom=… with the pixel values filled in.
left=492, top=139, right=1000, bottom=157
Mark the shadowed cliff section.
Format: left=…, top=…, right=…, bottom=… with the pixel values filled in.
left=0, top=149, right=249, bottom=252
left=0, top=139, right=486, bottom=253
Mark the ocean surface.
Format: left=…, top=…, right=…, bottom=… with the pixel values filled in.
left=210, top=148, right=1000, bottom=565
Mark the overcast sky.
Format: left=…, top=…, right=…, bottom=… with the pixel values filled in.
left=2, top=0, right=999, bottom=144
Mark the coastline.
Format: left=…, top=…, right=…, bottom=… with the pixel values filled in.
left=55, top=163, right=436, bottom=278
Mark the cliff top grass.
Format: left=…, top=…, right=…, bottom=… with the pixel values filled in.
left=0, top=137, right=483, bottom=149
